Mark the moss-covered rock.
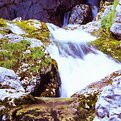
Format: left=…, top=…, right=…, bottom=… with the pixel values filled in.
left=89, top=0, right=121, bottom=62
left=0, top=18, right=7, bottom=27
left=17, top=19, right=49, bottom=44
left=0, top=19, right=59, bottom=97
left=90, top=30, right=121, bottom=62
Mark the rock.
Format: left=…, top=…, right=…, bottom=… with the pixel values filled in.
left=78, top=20, right=101, bottom=34
left=0, top=0, right=84, bottom=26
left=115, top=4, right=121, bottom=23
left=90, top=0, right=121, bottom=62
left=0, top=19, right=59, bottom=97
left=110, top=23, right=121, bottom=40
left=6, top=22, right=26, bottom=35
left=73, top=70, right=121, bottom=121
left=2, top=34, right=43, bottom=47
left=0, top=89, right=26, bottom=101
left=110, top=1, right=121, bottom=40
left=0, top=67, right=24, bottom=91
left=69, top=4, right=92, bottom=25
left=94, top=71, right=121, bottom=121
left=0, top=69, right=121, bottom=121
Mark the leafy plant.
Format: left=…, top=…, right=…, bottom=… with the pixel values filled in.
left=101, top=0, right=118, bottom=30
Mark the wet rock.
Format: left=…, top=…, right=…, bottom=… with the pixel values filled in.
left=94, top=71, right=121, bottom=121
left=69, top=4, right=92, bottom=25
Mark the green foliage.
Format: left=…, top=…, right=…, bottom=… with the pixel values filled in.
left=0, top=39, right=52, bottom=74
left=101, top=0, right=118, bottom=30
left=91, top=0, right=121, bottom=62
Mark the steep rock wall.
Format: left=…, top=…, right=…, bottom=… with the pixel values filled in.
left=0, top=0, right=83, bottom=26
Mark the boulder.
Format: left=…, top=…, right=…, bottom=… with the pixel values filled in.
left=110, top=1, right=121, bottom=40
left=110, top=23, right=121, bottom=40
left=0, top=19, right=60, bottom=97
left=69, top=4, right=92, bottom=25
left=73, top=70, right=121, bottom=121
left=0, top=67, right=24, bottom=92
left=94, top=71, right=121, bottom=121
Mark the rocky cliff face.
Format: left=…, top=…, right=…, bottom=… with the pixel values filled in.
left=0, top=0, right=83, bottom=26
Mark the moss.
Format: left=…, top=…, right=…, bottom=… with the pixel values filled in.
left=0, top=18, right=7, bottom=27
left=77, top=92, right=98, bottom=121
left=0, top=18, right=10, bottom=34
left=90, top=30, right=121, bottom=62
left=101, top=0, right=118, bottom=30
left=0, top=38, right=52, bottom=78
left=17, top=20, right=49, bottom=44
left=7, top=97, right=78, bottom=121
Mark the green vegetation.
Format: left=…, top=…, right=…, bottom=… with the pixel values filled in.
left=101, top=0, right=118, bottom=30
left=0, top=39, right=52, bottom=76
left=0, top=18, right=10, bottom=34
left=91, top=0, right=121, bottom=62
left=91, top=30, right=121, bottom=62
left=0, top=18, right=7, bottom=27
left=17, top=20, right=49, bottom=44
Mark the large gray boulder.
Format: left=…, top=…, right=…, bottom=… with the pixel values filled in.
left=94, top=71, right=121, bottom=121
left=69, top=4, right=92, bottom=25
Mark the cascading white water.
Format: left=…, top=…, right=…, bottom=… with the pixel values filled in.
left=63, top=12, right=70, bottom=27
left=47, top=23, right=121, bottom=97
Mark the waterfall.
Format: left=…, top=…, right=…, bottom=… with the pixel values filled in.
left=47, top=23, right=121, bottom=97
left=87, top=0, right=100, bottom=19
left=63, top=12, right=70, bottom=27
left=91, top=6, right=98, bottom=19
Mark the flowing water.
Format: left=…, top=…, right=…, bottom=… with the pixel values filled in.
left=47, top=23, right=121, bottom=97
left=63, top=12, right=70, bottom=27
